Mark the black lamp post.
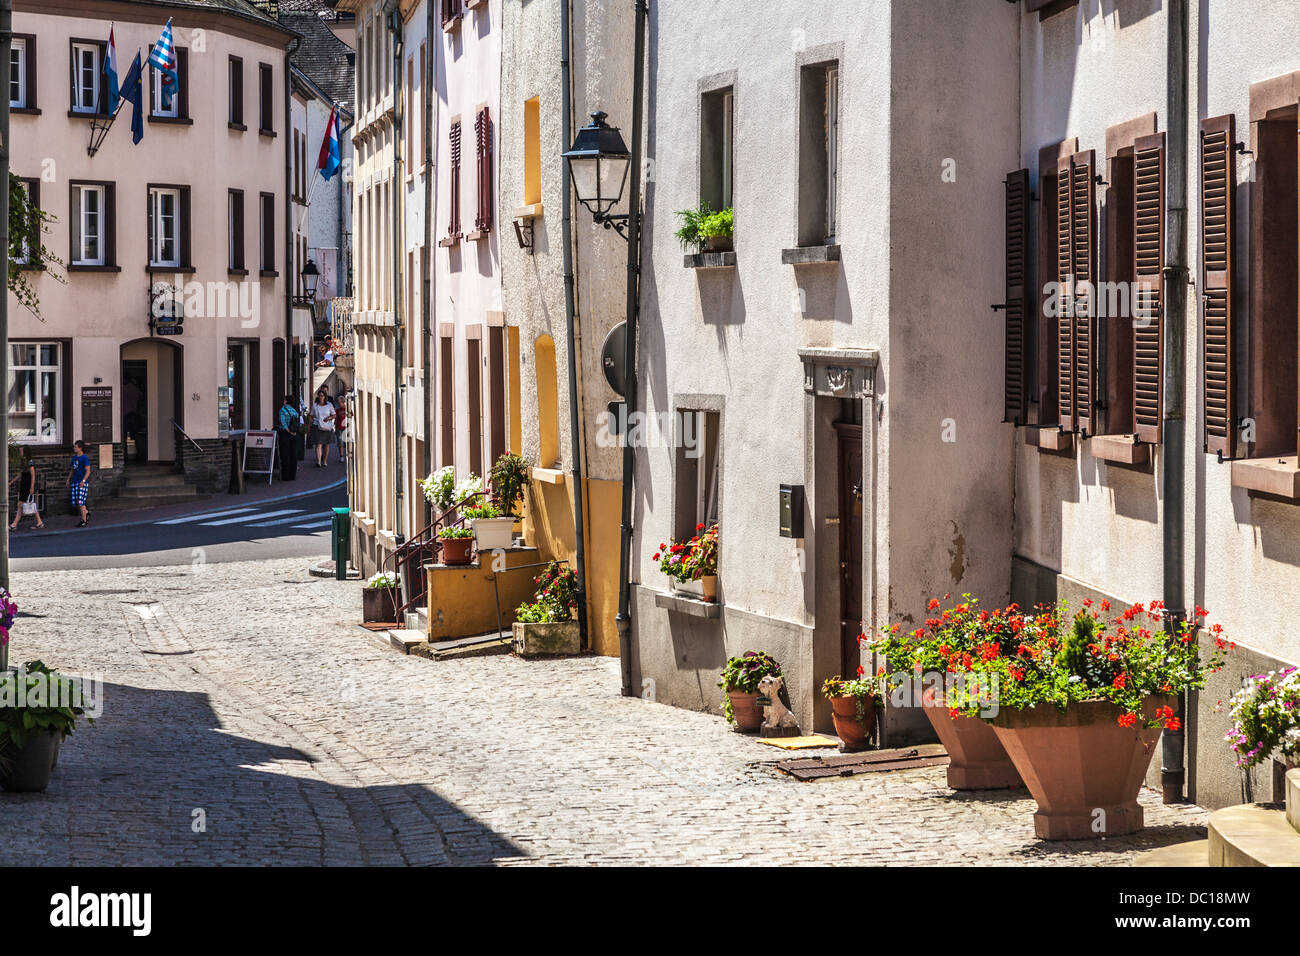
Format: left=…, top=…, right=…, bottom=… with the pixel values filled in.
left=562, top=111, right=632, bottom=239
left=301, top=258, right=320, bottom=300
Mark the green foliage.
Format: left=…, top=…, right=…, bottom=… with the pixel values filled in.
left=489, top=453, right=529, bottom=518
left=0, top=660, right=94, bottom=752
left=515, top=561, right=578, bottom=624
left=365, top=571, right=400, bottom=590
left=420, top=466, right=457, bottom=511
left=699, top=207, right=734, bottom=239
left=8, top=173, right=64, bottom=318
left=437, top=526, right=474, bottom=539
left=464, top=501, right=502, bottom=520
left=1226, top=667, right=1300, bottom=768
left=673, top=203, right=735, bottom=250
left=717, top=651, right=782, bottom=724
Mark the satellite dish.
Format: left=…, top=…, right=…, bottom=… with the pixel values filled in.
left=601, top=322, right=627, bottom=397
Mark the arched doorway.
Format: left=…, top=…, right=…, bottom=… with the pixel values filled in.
left=120, top=338, right=184, bottom=465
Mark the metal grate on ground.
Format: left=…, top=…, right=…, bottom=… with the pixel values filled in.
left=775, top=744, right=949, bottom=781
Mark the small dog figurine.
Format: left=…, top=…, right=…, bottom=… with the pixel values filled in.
left=757, top=674, right=800, bottom=735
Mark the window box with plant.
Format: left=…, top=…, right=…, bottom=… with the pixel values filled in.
left=652, top=523, right=718, bottom=602
left=718, top=651, right=782, bottom=732
left=675, top=203, right=735, bottom=259
left=512, top=561, right=580, bottom=657
left=362, top=571, right=400, bottom=623
left=821, top=668, right=879, bottom=753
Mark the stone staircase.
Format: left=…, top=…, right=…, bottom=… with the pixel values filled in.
left=104, top=464, right=210, bottom=510
left=1136, top=768, right=1300, bottom=867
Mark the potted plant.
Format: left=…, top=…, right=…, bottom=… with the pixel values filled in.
left=465, top=499, right=516, bottom=551
left=953, top=600, right=1229, bottom=840
left=437, top=526, right=474, bottom=566
left=362, top=570, right=400, bottom=623
left=1225, top=666, right=1300, bottom=769
left=699, top=207, right=734, bottom=253
left=512, top=562, right=580, bottom=656
left=652, top=523, right=718, bottom=601
left=822, top=667, right=879, bottom=752
left=718, top=651, right=782, bottom=732
left=0, top=659, right=94, bottom=793
left=420, top=466, right=457, bottom=513
left=871, top=595, right=1024, bottom=790
left=489, top=453, right=529, bottom=519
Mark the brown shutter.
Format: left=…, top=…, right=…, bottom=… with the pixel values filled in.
left=105, top=183, right=116, bottom=267
left=1133, top=132, right=1165, bottom=443
left=1004, top=169, right=1031, bottom=425
left=1056, top=154, right=1076, bottom=430
left=180, top=186, right=191, bottom=268
left=230, top=56, right=243, bottom=126
left=23, top=36, right=37, bottom=109
left=1201, top=114, right=1236, bottom=458
left=449, top=119, right=462, bottom=237
left=1057, top=150, right=1096, bottom=434
left=178, top=49, right=189, bottom=119
left=475, top=106, right=492, bottom=233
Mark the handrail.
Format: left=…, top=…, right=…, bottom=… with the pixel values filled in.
left=169, top=418, right=204, bottom=454
left=490, top=559, right=570, bottom=646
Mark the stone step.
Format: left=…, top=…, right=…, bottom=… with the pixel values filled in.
left=1288, top=768, right=1298, bottom=834
left=387, top=629, right=425, bottom=654
left=1208, top=803, right=1300, bottom=867
left=118, top=485, right=203, bottom=499
left=1131, top=839, right=1210, bottom=867
left=92, top=493, right=212, bottom=511
left=122, top=474, right=193, bottom=489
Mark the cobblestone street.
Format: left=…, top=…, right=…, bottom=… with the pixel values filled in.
left=1, top=558, right=1208, bottom=866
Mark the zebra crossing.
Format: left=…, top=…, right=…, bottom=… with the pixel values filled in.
left=153, top=504, right=333, bottom=531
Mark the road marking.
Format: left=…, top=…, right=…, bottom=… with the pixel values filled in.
left=155, top=506, right=258, bottom=525
left=200, top=509, right=303, bottom=527
left=248, top=513, right=332, bottom=528
left=290, top=518, right=333, bottom=530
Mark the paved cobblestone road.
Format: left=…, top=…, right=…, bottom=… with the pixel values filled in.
left=1, top=558, right=1208, bottom=865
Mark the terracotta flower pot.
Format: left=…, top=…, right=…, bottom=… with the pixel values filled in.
left=830, top=695, right=876, bottom=751
left=700, top=575, right=718, bottom=602
left=991, top=695, right=1172, bottom=841
left=439, top=536, right=473, bottom=566
left=727, top=690, right=763, bottom=732
left=922, top=699, right=1022, bottom=790
left=362, top=586, right=399, bottom=623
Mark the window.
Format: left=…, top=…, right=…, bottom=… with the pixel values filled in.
left=226, top=341, right=261, bottom=431
left=229, top=56, right=244, bottom=128
left=472, top=106, right=493, bottom=236
left=8, top=343, right=63, bottom=444
left=13, top=178, right=38, bottom=266
left=700, top=85, right=733, bottom=214
left=70, top=182, right=111, bottom=267
left=798, top=62, right=839, bottom=246
left=70, top=41, right=104, bottom=114
left=523, top=96, right=541, bottom=205
left=258, top=62, right=273, bottom=135
left=467, top=335, right=483, bottom=476
left=674, top=409, right=720, bottom=541
left=420, top=43, right=429, bottom=162
left=260, top=192, right=276, bottom=274
left=229, top=189, right=245, bottom=272
left=149, top=187, right=183, bottom=268
left=149, top=48, right=188, bottom=119
left=441, top=0, right=462, bottom=30
left=439, top=333, right=455, bottom=468
left=10, top=35, right=35, bottom=110
left=442, top=118, right=462, bottom=242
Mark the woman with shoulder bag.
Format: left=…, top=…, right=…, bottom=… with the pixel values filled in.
left=311, top=387, right=336, bottom=468
left=9, top=454, right=44, bottom=531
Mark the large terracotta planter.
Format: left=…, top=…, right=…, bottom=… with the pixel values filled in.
left=727, top=691, right=762, bottom=732
left=439, top=536, right=473, bottom=566
left=830, top=695, right=876, bottom=751
left=362, top=586, right=399, bottom=623
left=923, top=699, right=1022, bottom=790
left=991, top=695, right=1172, bottom=841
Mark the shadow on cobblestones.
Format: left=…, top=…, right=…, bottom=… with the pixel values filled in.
left=0, top=681, right=525, bottom=867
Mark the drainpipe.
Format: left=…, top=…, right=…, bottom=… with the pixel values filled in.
left=423, top=0, right=436, bottom=513
left=1161, top=0, right=1189, bottom=803
left=386, top=2, right=406, bottom=546
left=560, top=0, right=590, bottom=651
left=0, top=0, right=10, bottom=632
left=285, top=41, right=299, bottom=419
left=614, top=0, right=648, bottom=697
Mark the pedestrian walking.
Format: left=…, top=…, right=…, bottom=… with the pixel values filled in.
left=311, top=387, right=336, bottom=468
left=9, top=453, right=45, bottom=531
left=66, top=440, right=91, bottom=527
left=334, top=391, right=348, bottom=464
left=277, top=394, right=300, bottom=481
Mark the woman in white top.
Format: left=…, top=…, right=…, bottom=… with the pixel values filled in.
left=311, top=387, right=336, bottom=468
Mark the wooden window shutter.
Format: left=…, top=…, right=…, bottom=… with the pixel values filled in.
left=1132, top=132, right=1165, bottom=443
left=1003, top=169, right=1031, bottom=425
left=1200, top=114, right=1236, bottom=458
left=178, top=49, right=189, bottom=119
left=475, top=106, right=492, bottom=233
left=105, top=183, right=116, bottom=267
left=1057, top=150, right=1096, bottom=433
left=180, top=186, right=191, bottom=268
left=449, top=119, right=462, bottom=237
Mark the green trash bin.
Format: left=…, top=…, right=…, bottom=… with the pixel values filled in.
left=331, top=507, right=351, bottom=580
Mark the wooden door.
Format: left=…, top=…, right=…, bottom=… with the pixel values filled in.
left=835, top=422, right=863, bottom=679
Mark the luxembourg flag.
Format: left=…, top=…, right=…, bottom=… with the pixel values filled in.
left=148, top=18, right=178, bottom=110
left=104, top=26, right=120, bottom=105
left=317, top=104, right=342, bottom=181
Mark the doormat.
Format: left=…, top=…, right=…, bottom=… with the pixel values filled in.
left=775, top=744, right=948, bottom=781
left=359, top=622, right=399, bottom=631
left=755, top=734, right=841, bottom=751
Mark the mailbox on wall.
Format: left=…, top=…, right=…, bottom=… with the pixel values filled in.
left=779, top=484, right=805, bottom=538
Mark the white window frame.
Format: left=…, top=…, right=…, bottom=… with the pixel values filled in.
left=13, top=179, right=31, bottom=265
left=10, top=38, right=26, bottom=109
left=72, top=42, right=101, bottom=114
left=8, top=342, right=63, bottom=445
left=825, top=67, right=839, bottom=244
left=71, top=184, right=105, bottom=266
left=151, top=65, right=178, bottom=118
left=149, top=187, right=181, bottom=268
left=721, top=89, right=733, bottom=210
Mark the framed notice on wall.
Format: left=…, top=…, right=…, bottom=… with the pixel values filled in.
left=217, top=387, right=231, bottom=440
left=242, top=430, right=277, bottom=485
left=81, top=387, right=113, bottom=445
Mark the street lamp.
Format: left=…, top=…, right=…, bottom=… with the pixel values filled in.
left=300, top=258, right=320, bottom=300
left=562, top=111, right=632, bottom=237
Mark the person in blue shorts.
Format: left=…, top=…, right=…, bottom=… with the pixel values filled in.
left=66, top=439, right=91, bottom=527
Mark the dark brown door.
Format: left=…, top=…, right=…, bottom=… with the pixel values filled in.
left=835, top=423, right=863, bottom=679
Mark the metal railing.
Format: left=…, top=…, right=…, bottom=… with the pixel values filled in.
left=329, top=297, right=355, bottom=356
left=380, top=485, right=488, bottom=622
left=170, top=418, right=204, bottom=454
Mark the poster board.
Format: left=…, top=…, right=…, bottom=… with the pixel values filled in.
left=242, top=430, right=277, bottom=484
left=217, top=387, right=231, bottom=440
left=81, top=387, right=113, bottom=444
